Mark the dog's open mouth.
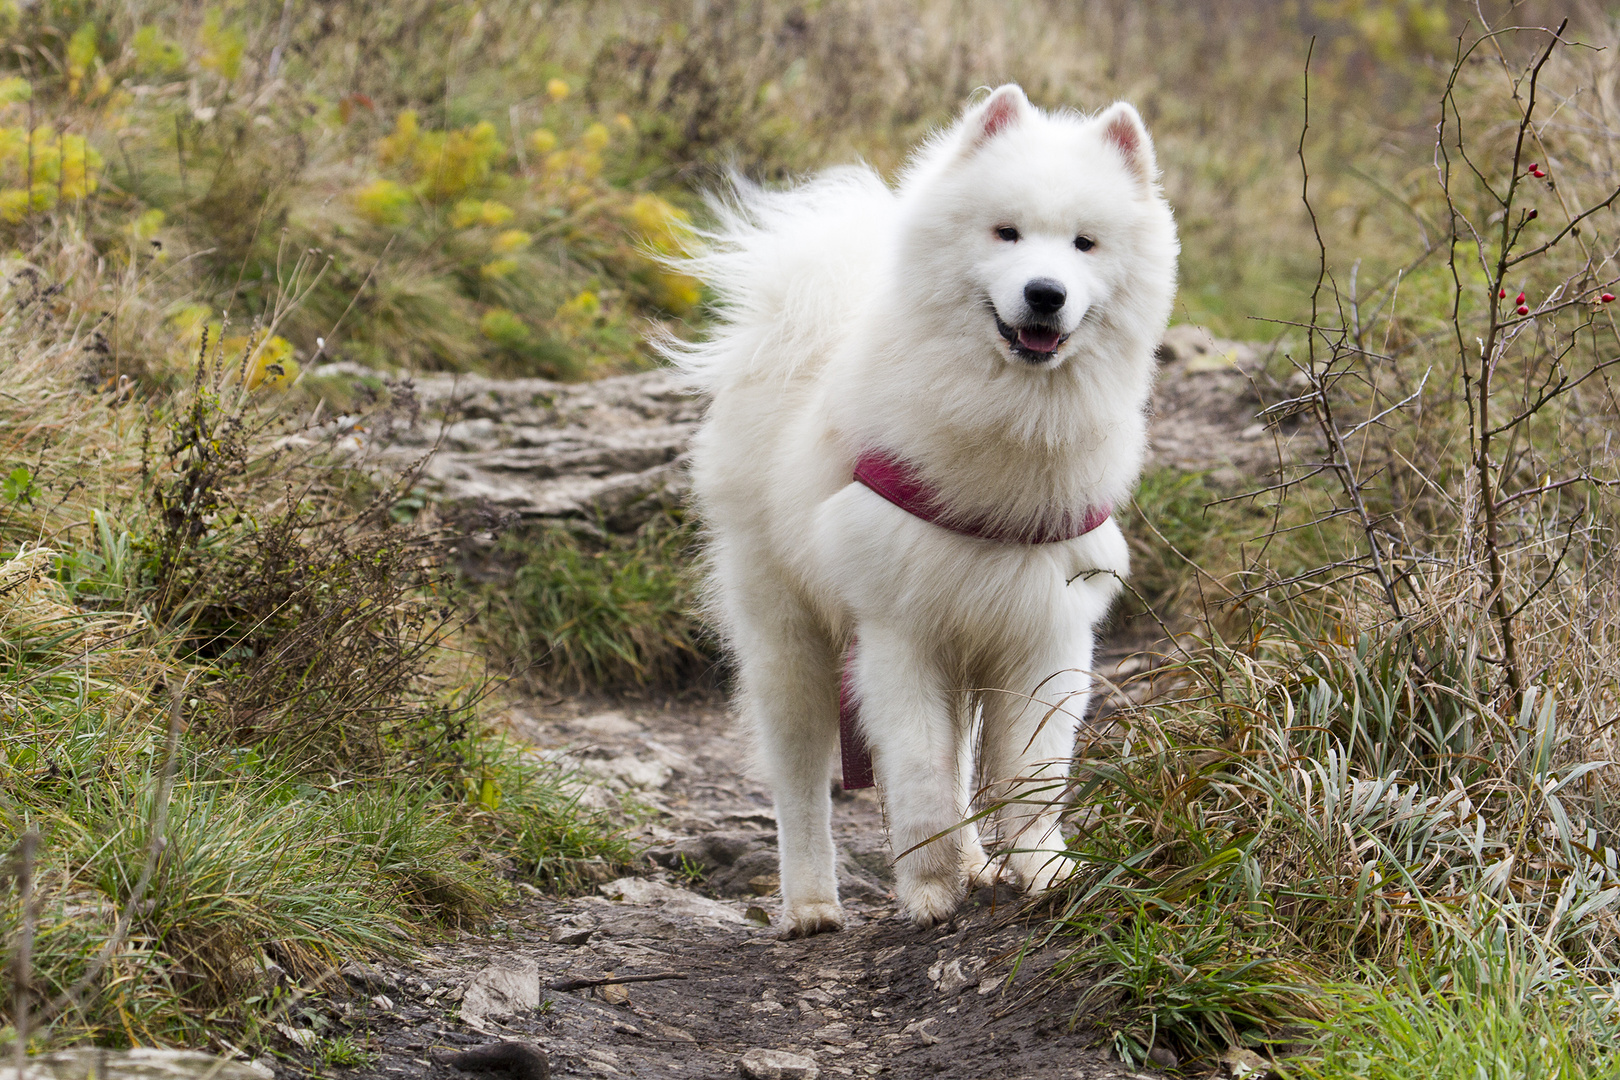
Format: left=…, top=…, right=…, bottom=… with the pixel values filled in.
left=995, top=314, right=1069, bottom=362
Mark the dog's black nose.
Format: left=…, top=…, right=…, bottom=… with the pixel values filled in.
left=1024, top=278, right=1066, bottom=316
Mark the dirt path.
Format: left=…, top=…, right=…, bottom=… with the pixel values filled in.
left=294, top=330, right=1288, bottom=1079
left=316, top=692, right=1163, bottom=1080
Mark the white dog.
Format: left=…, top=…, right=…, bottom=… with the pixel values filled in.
left=670, top=85, right=1178, bottom=936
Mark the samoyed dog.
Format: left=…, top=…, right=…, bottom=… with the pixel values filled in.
left=670, top=85, right=1177, bottom=936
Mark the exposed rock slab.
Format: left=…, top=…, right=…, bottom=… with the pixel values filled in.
left=0, top=1049, right=271, bottom=1080
left=320, top=326, right=1283, bottom=533
left=313, top=364, right=700, bottom=532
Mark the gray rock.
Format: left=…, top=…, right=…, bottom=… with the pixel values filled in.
left=738, top=1048, right=820, bottom=1080
left=0, top=1049, right=271, bottom=1080
left=599, top=877, right=745, bottom=924
left=318, top=365, right=699, bottom=530
left=339, top=960, right=397, bottom=994
left=710, top=850, right=780, bottom=897
left=460, top=957, right=541, bottom=1029
left=593, top=909, right=686, bottom=939
left=647, top=830, right=776, bottom=894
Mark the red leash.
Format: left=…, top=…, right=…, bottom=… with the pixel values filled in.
left=838, top=451, right=1112, bottom=789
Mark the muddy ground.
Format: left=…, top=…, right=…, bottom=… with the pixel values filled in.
left=268, top=683, right=1169, bottom=1080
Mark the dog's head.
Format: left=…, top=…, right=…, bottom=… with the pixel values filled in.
left=898, top=84, right=1179, bottom=373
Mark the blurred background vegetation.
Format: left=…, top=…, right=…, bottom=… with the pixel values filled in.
left=2, top=0, right=1620, bottom=1075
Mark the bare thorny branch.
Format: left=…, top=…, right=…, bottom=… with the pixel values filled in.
left=1230, top=17, right=1620, bottom=718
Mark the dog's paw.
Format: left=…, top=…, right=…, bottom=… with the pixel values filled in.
left=963, top=848, right=1010, bottom=890
left=899, top=872, right=965, bottom=928
left=780, top=901, right=846, bottom=939
left=1007, top=849, right=1076, bottom=894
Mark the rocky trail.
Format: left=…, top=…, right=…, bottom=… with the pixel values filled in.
left=263, top=326, right=1283, bottom=1080
left=311, top=695, right=1167, bottom=1080
left=18, top=328, right=1284, bottom=1080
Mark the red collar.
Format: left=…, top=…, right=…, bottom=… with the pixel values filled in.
left=852, top=450, right=1111, bottom=544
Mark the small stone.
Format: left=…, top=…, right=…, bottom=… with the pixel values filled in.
left=370, top=994, right=395, bottom=1010
left=274, top=1024, right=317, bottom=1050
left=598, top=982, right=631, bottom=1006
left=929, top=959, right=971, bottom=995
left=551, top=926, right=594, bottom=945
left=1221, top=1047, right=1271, bottom=1078
left=339, top=961, right=397, bottom=994
left=576, top=710, right=644, bottom=736
left=976, top=975, right=1005, bottom=995
left=434, top=1041, right=550, bottom=1080
left=748, top=874, right=781, bottom=896
left=900, top=1019, right=940, bottom=1046
left=745, top=905, right=772, bottom=925
left=738, top=1048, right=820, bottom=1080
left=1147, top=1043, right=1179, bottom=1069
left=461, top=958, right=541, bottom=1027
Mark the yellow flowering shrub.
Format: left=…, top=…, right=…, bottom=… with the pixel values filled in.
left=372, top=110, right=504, bottom=205
left=198, top=10, right=245, bottom=81
left=0, top=124, right=104, bottom=221
left=491, top=229, right=530, bottom=255
left=450, top=199, right=514, bottom=228
left=625, top=194, right=701, bottom=315
left=354, top=179, right=413, bottom=226
left=480, top=308, right=529, bottom=349
left=340, top=92, right=699, bottom=374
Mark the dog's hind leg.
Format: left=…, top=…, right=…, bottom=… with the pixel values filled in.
left=732, top=594, right=845, bottom=938
left=980, top=639, right=1091, bottom=893
left=852, top=626, right=965, bottom=927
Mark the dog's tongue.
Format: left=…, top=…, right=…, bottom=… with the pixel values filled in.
left=1017, top=326, right=1062, bottom=353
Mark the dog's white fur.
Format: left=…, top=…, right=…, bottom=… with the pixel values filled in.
left=669, top=85, right=1178, bottom=936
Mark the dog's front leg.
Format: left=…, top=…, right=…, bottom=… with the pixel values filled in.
left=853, top=626, right=965, bottom=927
left=735, top=601, right=845, bottom=938
left=981, top=647, right=1089, bottom=893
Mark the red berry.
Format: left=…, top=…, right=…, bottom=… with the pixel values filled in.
left=1499, top=288, right=1507, bottom=299
left=1529, top=163, right=1539, bottom=171
left=1516, top=292, right=1526, bottom=304
left=1528, top=209, right=1538, bottom=220
left=1603, top=293, right=1616, bottom=303
left=1517, top=305, right=1530, bottom=316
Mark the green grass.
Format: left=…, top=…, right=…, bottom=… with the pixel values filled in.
left=477, top=517, right=714, bottom=692
left=1284, top=977, right=1620, bottom=1080
left=0, top=269, right=634, bottom=1052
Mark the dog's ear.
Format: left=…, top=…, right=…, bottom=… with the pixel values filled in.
left=964, top=84, right=1030, bottom=150
left=1097, top=102, right=1157, bottom=188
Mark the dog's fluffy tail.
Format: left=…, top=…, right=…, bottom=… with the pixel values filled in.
left=659, top=167, right=895, bottom=394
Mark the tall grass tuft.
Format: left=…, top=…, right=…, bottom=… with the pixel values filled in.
left=477, top=516, right=714, bottom=692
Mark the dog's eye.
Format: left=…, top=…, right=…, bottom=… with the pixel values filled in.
left=996, top=226, right=1020, bottom=242
left=1074, top=235, right=1095, bottom=252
